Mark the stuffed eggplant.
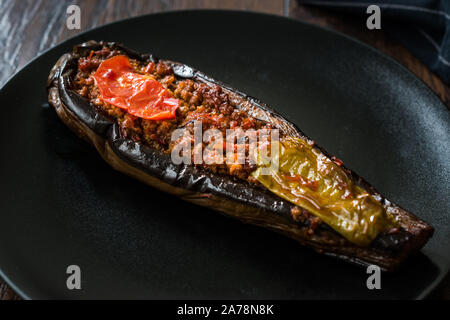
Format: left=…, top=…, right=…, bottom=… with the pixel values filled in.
left=47, top=41, right=433, bottom=271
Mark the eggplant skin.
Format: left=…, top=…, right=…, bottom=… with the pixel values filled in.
left=47, top=40, right=433, bottom=272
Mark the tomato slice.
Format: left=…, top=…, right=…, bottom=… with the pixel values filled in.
left=92, top=55, right=179, bottom=120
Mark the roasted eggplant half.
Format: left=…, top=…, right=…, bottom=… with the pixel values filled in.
left=47, top=41, right=433, bottom=271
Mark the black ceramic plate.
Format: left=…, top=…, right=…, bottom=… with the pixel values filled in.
left=0, top=10, right=449, bottom=299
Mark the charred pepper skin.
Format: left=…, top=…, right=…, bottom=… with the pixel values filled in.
left=47, top=41, right=433, bottom=271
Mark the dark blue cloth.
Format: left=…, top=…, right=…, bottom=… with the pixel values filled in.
left=298, top=0, right=450, bottom=84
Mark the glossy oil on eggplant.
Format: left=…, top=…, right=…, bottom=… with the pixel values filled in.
left=47, top=41, right=433, bottom=271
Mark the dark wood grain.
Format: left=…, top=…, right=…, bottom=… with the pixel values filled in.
left=0, top=0, right=448, bottom=300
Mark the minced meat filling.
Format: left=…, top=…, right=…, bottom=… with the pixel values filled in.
left=74, top=46, right=273, bottom=182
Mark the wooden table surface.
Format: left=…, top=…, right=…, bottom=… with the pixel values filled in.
left=0, top=0, right=448, bottom=300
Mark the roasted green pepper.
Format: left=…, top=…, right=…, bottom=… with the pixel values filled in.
left=252, top=137, right=396, bottom=246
